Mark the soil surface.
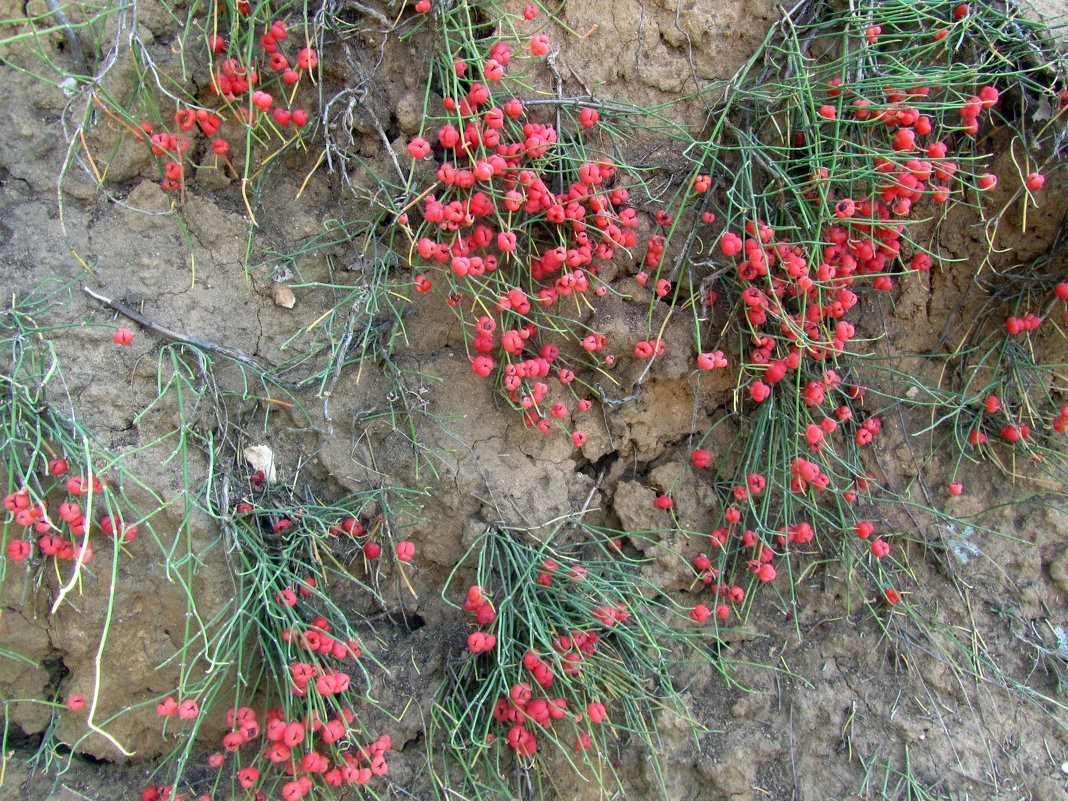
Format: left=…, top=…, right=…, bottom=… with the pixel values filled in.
left=1, top=1, right=1067, bottom=800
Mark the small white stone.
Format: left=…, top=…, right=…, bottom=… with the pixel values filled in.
left=271, top=282, right=296, bottom=309
left=243, top=445, right=278, bottom=482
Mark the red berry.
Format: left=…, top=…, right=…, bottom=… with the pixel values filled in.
left=978, top=86, right=999, bottom=107
left=697, top=351, right=727, bottom=370
left=238, top=767, right=259, bottom=789
left=178, top=699, right=199, bottom=719
left=1001, top=423, right=1027, bottom=442
left=504, top=97, right=524, bottom=118
left=113, top=328, right=134, bottom=346
left=407, top=137, right=431, bottom=159
left=483, top=58, right=504, bottom=81
left=1025, top=172, right=1045, bottom=191
left=720, top=232, right=742, bottom=257
left=251, top=90, right=273, bottom=111
left=174, top=109, right=197, bottom=131
left=364, top=541, right=381, bottom=559
left=892, top=127, right=915, bottom=152
left=756, top=563, right=776, bottom=582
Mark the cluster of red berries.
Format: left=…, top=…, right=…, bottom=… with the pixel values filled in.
left=143, top=706, right=392, bottom=801
left=276, top=603, right=362, bottom=671
left=701, top=78, right=1035, bottom=412
left=963, top=392, right=1057, bottom=451
left=462, top=584, right=497, bottom=625
left=145, top=500, right=392, bottom=801
left=459, top=561, right=630, bottom=757
left=138, top=10, right=315, bottom=194
left=689, top=436, right=888, bottom=600
left=156, top=696, right=199, bottom=720
left=140, top=785, right=180, bottom=801
left=3, top=460, right=139, bottom=568
left=489, top=636, right=612, bottom=756
left=657, top=74, right=1054, bottom=607
left=854, top=521, right=892, bottom=559
left=465, top=583, right=498, bottom=652
left=1006, top=282, right=1068, bottom=331
left=404, top=23, right=652, bottom=440
left=719, top=209, right=911, bottom=401
left=942, top=391, right=1067, bottom=496
left=1052, top=406, right=1068, bottom=435
left=1005, top=313, right=1043, bottom=334
left=236, top=505, right=393, bottom=561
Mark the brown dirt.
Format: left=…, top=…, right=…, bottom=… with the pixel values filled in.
left=2, top=1, right=1068, bottom=801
